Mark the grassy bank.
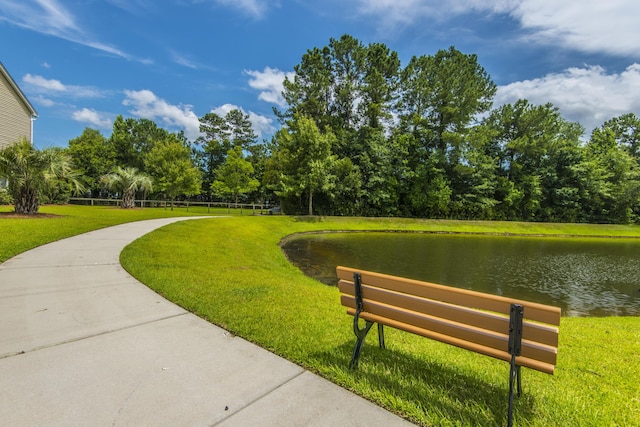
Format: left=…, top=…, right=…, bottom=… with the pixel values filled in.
left=121, top=216, right=640, bottom=426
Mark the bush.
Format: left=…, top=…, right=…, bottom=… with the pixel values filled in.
left=0, top=187, right=12, bottom=205
left=40, top=179, right=73, bottom=205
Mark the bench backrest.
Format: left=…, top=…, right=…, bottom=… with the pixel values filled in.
left=337, top=266, right=560, bottom=374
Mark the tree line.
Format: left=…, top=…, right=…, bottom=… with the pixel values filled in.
left=2, top=34, right=639, bottom=222
left=66, top=112, right=261, bottom=207
left=269, top=35, right=640, bottom=223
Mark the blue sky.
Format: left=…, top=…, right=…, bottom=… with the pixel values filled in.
left=1, top=0, right=639, bottom=148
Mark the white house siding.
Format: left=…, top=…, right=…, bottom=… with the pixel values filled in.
left=0, top=68, right=34, bottom=150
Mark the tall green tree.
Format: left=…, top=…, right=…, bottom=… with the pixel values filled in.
left=600, top=113, right=640, bottom=160
left=399, top=47, right=496, bottom=153
left=275, top=115, right=337, bottom=215
left=245, top=141, right=273, bottom=205
left=0, top=140, right=84, bottom=214
left=360, top=42, right=400, bottom=130
left=580, top=127, right=640, bottom=223
left=329, top=34, right=364, bottom=134
left=399, top=47, right=497, bottom=217
left=67, top=127, right=116, bottom=194
left=197, top=112, right=228, bottom=196
left=226, top=109, right=258, bottom=148
left=279, top=35, right=403, bottom=216
left=406, top=152, right=452, bottom=218
left=587, top=113, right=640, bottom=222
left=100, top=167, right=152, bottom=209
left=280, top=34, right=400, bottom=138
left=447, top=125, right=500, bottom=219
left=196, top=109, right=257, bottom=198
left=280, top=45, right=334, bottom=130
left=211, top=146, right=259, bottom=207
left=330, top=156, right=363, bottom=215
left=350, top=127, right=402, bottom=216
left=109, top=116, right=171, bottom=171
left=481, top=100, right=584, bottom=221
left=145, top=136, right=202, bottom=208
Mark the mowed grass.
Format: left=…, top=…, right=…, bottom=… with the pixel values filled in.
left=0, top=204, right=252, bottom=263
left=120, top=216, right=640, bottom=426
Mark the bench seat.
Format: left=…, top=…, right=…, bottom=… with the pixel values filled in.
left=337, top=265, right=561, bottom=426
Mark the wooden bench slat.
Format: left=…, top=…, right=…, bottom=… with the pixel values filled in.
left=337, top=266, right=561, bottom=326
left=347, top=308, right=556, bottom=374
left=343, top=298, right=558, bottom=367
left=339, top=265, right=559, bottom=425
left=339, top=280, right=559, bottom=348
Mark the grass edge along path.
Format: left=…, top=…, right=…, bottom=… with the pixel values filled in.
left=121, top=216, right=640, bottom=427
left=0, top=204, right=235, bottom=263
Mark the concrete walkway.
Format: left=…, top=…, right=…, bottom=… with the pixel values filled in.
left=0, top=217, right=413, bottom=426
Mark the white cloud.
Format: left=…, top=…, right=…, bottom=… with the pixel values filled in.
left=0, top=0, right=130, bottom=59
left=23, top=74, right=66, bottom=92
left=123, top=89, right=202, bottom=141
left=211, top=103, right=275, bottom=139
left=72, top=108, right=113, bottom=129
left=245, top=67, right=293, bottom=107
left=495, top=63, right=640, bottom=135
left=214, top=0, right=271, bottom=19
left=0, top=0, right=79, bottom=33
left=211, top=104, right=235, bottom=116
left=247, top=111, right=276, bottom=139
left=353, top=0, right=640, bottom=56
left=32, top=95, right=56, bottom=107
left=354, top=0, right=504, bottom=26
left=510, top=1, right=640, bottom=56
left=22, top=74, right=107, bottom=98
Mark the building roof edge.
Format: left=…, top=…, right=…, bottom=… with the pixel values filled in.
left=0, top=62, right=38, bottom=118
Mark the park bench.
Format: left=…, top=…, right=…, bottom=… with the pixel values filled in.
left=337, top=266, right=561, bottom=426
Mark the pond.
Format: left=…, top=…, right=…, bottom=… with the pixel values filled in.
left=281, top=232, right=640, bottom=317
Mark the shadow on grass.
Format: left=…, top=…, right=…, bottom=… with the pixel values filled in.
left=311, top=341, right=536, bottom=426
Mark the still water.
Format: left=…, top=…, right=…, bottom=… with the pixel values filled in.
left=281, top=232, right=640, bottom=317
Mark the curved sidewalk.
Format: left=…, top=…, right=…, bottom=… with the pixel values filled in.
left=0, top=217, right=413, bottom=426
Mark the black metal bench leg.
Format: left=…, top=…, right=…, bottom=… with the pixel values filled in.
left=507, top=304, right=524, bottom=427
left=377, top=323, right=385, bottom=349
left=507, top=354, right=519, bottom=427
left=349, top=319, right=374, bottom=369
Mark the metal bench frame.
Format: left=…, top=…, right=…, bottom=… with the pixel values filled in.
left=339, top=267, right=560, bottom=427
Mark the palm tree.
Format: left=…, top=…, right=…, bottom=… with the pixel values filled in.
left=0, top=139, right=84, bottom=215
left=100, top=166, right=152, bottom=209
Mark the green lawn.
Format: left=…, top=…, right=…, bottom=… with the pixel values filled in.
left=119, top=216, right=640, bottom=427
left=2, top=207, right=639, bottom=425
left=0, top=204, right=249, bottom=263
